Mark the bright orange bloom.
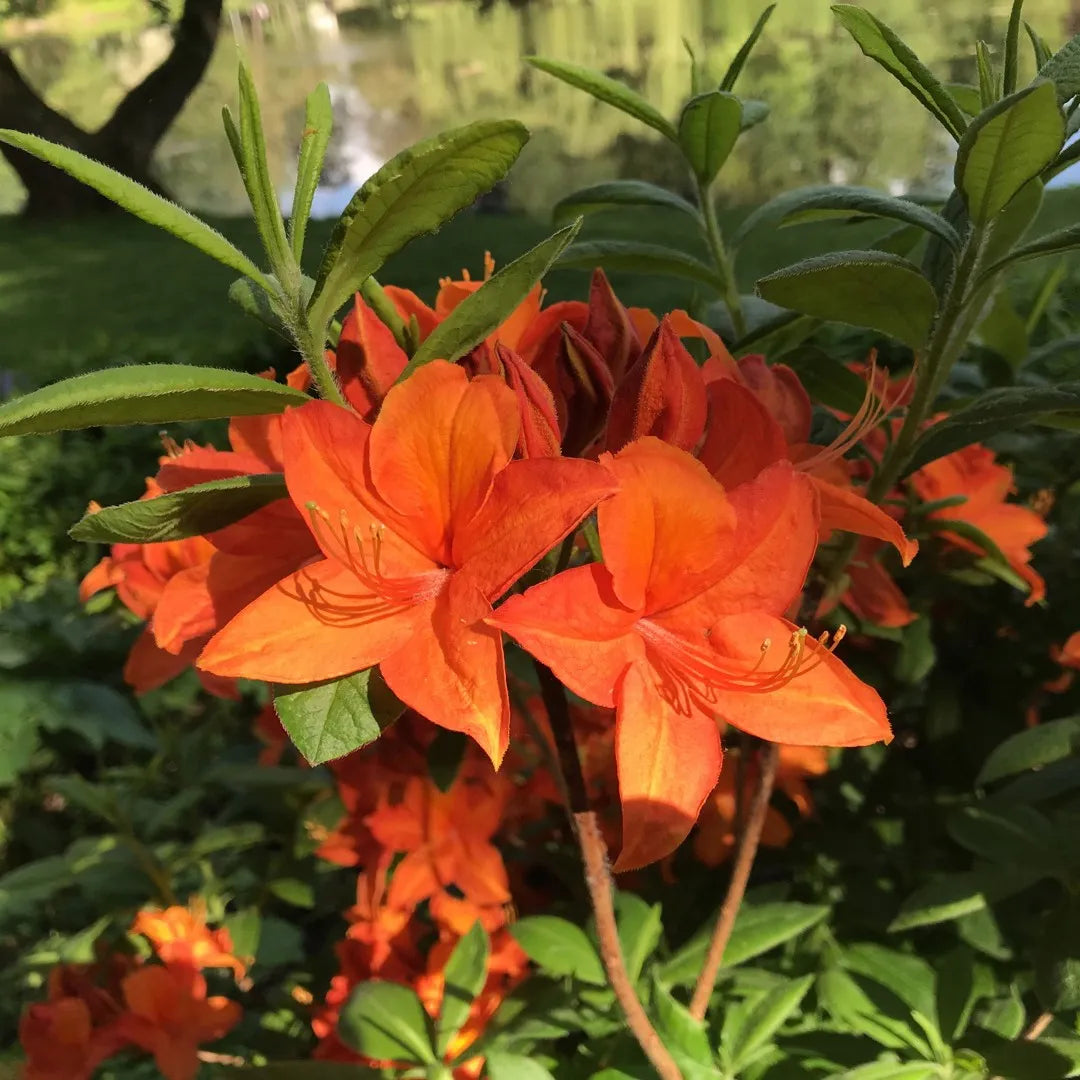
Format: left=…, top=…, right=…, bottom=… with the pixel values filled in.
left=364, top=750, right=511, bottom=916
left=693, top=744, right=829, bottom=866
left=198, top=361, right=616, bottom=765
left=19, top=996, right=125, bottom=1080
left=842, top=539, right=917, bottom=629
left=492, top=438, right=891, bottom=870
left=118, top=964, right=241, bottom=1080
left=911, top=443, right=1047, bottom=604
left=131, top=902, right=246, bottom=977
left=701, top=358, right=918, bottom=566
left=1053, top=631, right=1080, bottom=671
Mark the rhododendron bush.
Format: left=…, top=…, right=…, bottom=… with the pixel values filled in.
left=4, top=4, right=1080, bottom=1079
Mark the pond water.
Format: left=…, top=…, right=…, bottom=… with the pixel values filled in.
left=2, top=0, right=1078, bottom=217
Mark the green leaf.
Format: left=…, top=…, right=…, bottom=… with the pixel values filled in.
left=525, top=57, right=677, bottom=141
left=338, top=981, right=438, bottom=1065
left=740, top=98, right=770, bottom=129
left=981, top=221, right=1080, bottom=282
left=935, top=947, right=993, bottom=1042
left=0, top=365, right=308, bottom=439
left=976, top=41, right=998, bottom=109
left=0, top=130, right=272, bottom=291
left=958, top=906, right=1013, bottom=961
left=273, top=669, right=404, bottom=766
left=557, top=239, right=722, bottom=290
left=438, top=922, right=489, bottom=1057
left=729, top=975, right=814, bottom=1070
left=905, top=383, right=1080, bottom=469
left=831, top=5, right=968, bottom=138
left=733, top=184, right=961, bottom=250
left=552, top=180, right=702, bottom=225
left=484, top=1054, right=556, bottom=1080
left=1039, top=32, right=1080, bottom=101
left=268, top=877, right=315, bottom=908
left=678, top=90, right=743, bottom=184
left=889, top=866, right=1038, bottom=931
left=308, top=120, right=529, bottom=331
left=402, top=222, right=581, bottom=376
left=659, top=902, right=829, bottom=985
left=894, top=617, right=936, bottom=685
left=615, top=892, right=663, bottom=985
left=947, top=804, right=1059, bottom=871
left=720, top=4, right=777, bottom=91
left=836, top=1064, right=944, bottom=1080
left=651, top=981, right=712, bottom=1064
left=947, top=82, right=984, bottom=116
left=1026, top=22, right=1054, bottom=71
left=817, top=968, right=929, bottom=1054
left=289, top=82, right=333, bottom=262
left=1003, top=0, right=1024, bottom=96
left=510, top=916, right=606, bottom=985
left=756, top=251, right=937, bottom=348
left=844, top=944, right=938, bottom=1025
left=69, top=473, right=287, bottom=543
left=236, top=61, right=293, bottom=280
left=964, top=1027, right=1075, bottom=1079
left=1037, top=904, right=1080, bottom=1012
left=955, top=82, right=1064, bottom=224
left=978, top=716, right=1080, bottom=785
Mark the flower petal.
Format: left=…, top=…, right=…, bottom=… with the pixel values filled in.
left=813, top=476, right=918, bottom=566
left=709, top=611, right=892, bottom=747
left=454, top=457, right=617, bottom=601
left=489, top=563, right=642, bottom=707
left=598, top=437, right=737, bottom=613
left=613, top=661, right=722, bottom=872
left=368, top=362, right=519, bottom=564
left=698, top=377, right=788, bottom=489
left=380, top=575, right=510, bottom=766
left=335, top=294, right=409, bottom=419
left=197, top=559, right=431, bottom=683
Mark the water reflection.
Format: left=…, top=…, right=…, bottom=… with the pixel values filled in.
left=1, top=0, right=1076, bottom=216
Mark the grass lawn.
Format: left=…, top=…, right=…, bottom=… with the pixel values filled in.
left=2, top=189, right=1079, bottom=388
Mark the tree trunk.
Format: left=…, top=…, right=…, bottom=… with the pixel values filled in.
left=0, top=0, right=223, bottom=218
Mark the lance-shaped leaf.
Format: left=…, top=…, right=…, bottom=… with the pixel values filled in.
left=1003, top=0, right=1024, bottom=96
left=1027, top=22, right=1054, bottom=71
left=273, top=668, right=404, bottom=766
left=906, top=382, right=1080, bottom=469
left=400, top=221, right=580, bottom=377
left=553, top=180, right=702, bottom=225
left=979, top=222, right=1080, bottom=282
left=0, top=130, right=271, bottom=291
left=727, top=975, right=815, bottom=1072
left=510, top=916, right=606, bottom=985
left=289, top=82, right=334, bottom=261
left=756, top=251, right=937, bottom=349
left=338, top=981, right=437, bottom=1065
left=955, top=82, right=1064, bottom=224
left=0, top=365, right=308, bottom=438
left=436, top=922, right=489, bottom=1057
left=678, top=89, right=743, bottom=184
left=69, top=474, right=288, bottom=543
left=720, top=4, right=777, bottom=91
left=558, top=239, right=722, bottom=290
left=831, top=5, right=968, bottom=139
left=236, top=61, right=293, bottom=280
left=733, top=184, right=960, bottom=249
left=307, top=120, right=529, bottom=331
left=978, top=716, right=1080, bottom=785
left=948, top=82, right=984, bottom=116
left=976, top=41, right=998, bottom=109
left=1039, top=32, right=1080, bottom=101
left=525, top=56, right=677, bottom=141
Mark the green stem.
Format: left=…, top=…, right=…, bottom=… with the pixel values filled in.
left=698, top=181, right=747, bottom=340
left=294, top=313, right=348, bottom=408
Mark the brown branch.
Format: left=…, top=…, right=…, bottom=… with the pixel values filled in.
left=1023, top=1011, right=1053, bottom=1041
left=688, top=741, right=780, bottom=1021
left=534, top=661, right=683, bottom=1080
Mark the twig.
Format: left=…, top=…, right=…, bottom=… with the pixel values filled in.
left=688, top=741, right=780, bottom=1021
left=1023, top=1011, right=1054, bottom=1041
left=534, top=661, right=683, bottom=1080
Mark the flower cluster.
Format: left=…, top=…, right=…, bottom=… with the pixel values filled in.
left=19, top=904, right=243, bottom=1080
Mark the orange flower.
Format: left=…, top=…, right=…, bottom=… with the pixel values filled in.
left=841, top=539, right=917, bottom=629
left=700, top=359, right=918, bottom=566
left=492, top=438, right=891, bottom=871
left=364, top=750, right=511, bottom=915
left=118, top=964, right=241, bottom=1080
left=693, top=745, right=829, bottom=866
left=131, top=903, right=245, bottom=977
left=1053, top=632, right=1080, bottom=671
left=19, top=997, right=125, bottom=1080
left=198, top=361, right=616, bottom=765
left=911, top=443, right=1047, bottom=604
